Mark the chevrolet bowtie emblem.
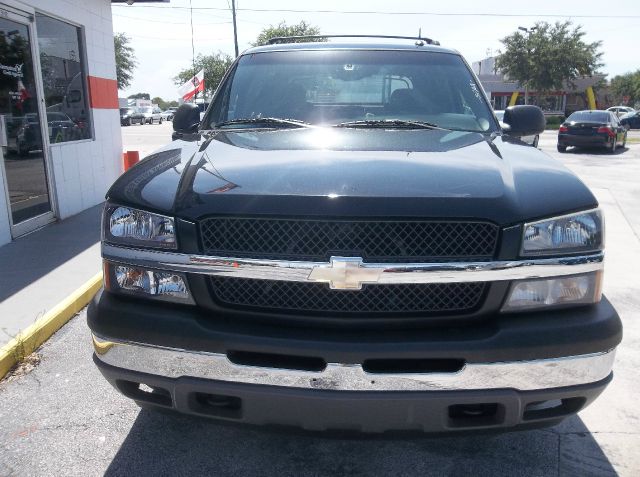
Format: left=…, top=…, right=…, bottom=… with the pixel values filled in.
left=307, top=257, right=383, bottom=290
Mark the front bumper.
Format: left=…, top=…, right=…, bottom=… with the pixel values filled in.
left=93, top=333, right=615, bottom=393
left=89, top=289, right=621, bottom=432
left=94, top=353, right=612, bottom=433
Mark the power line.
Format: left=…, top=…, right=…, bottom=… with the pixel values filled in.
left=112, top=5, right=640, bottom=19
left=113, top=13, right=230, bottom=25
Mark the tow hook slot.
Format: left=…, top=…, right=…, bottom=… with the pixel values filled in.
left=189, top=392, right=242, bottom=419
left=116, top=380, right=172, bottom=407
left=447, top=403, right=505, bottom=428
left=523, top=397, right=586, bottom=421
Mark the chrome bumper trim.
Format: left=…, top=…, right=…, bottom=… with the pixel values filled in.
left=102, top=244, right=604, bottom=285
left=93, top=334, right=615, bottom=392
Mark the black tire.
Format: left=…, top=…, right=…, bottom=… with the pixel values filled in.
left=609, top=137, right=617, bottom=153
left=159, top=118, right=163, bottom=124
left=126, top=118, right=131, bottom=126
left=622, top=132, right=627, bottom=148
left=557, top=144, right=567, bottom=153
left=532, top=135, right=539, bottom=148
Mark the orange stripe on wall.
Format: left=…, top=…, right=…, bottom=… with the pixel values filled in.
left=87, top=76, right=119, bottom=109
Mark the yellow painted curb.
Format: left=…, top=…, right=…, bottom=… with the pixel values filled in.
left=0, top=271, right=103, bottom=380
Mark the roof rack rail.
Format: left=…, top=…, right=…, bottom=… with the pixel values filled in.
left=267, top=34, right=440, bottom=46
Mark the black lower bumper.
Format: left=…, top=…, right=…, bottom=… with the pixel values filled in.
left=558, top=134, right=610, bottom=147
left=88, top=290, right=622, bottom=364
left=96, top=357, right=612, bottom=433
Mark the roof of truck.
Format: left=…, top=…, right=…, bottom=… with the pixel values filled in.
left=243, top=41, right=458, bottom=56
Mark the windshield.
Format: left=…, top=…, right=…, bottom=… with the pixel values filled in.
left=205, top=50, right=498, bottom=133
left=568, top=111, right=610, bottom=123
left=141, top=108, right=153, bottom=114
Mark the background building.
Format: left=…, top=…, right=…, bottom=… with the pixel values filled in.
left=0, top=1, right=167, bottom=246
left=472, top=56, right=608, bottom=115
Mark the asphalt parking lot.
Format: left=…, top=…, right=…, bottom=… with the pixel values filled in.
left=1, top=125, right=639, bottom=476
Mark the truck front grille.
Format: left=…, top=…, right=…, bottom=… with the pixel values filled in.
left=209, top=277, right=486, bottom=315
left=199, top=218, right=498, bottom=262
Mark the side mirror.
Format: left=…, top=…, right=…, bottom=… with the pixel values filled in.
left=503, top=105, right=545, bottom=137
left=172, top=103, right=200, bottom=135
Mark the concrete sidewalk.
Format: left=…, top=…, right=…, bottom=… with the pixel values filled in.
left=0, top=204, right=102, bottom=347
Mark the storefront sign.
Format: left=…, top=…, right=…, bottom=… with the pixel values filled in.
left=0, top=63, right=24, bottom=78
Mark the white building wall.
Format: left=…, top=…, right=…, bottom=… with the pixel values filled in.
left=30, top=0, right=122, bottom=219
left=0, top=0, right=121, bottom=246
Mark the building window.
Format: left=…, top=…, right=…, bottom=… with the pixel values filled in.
left=35, top=13, right=91, bottom=142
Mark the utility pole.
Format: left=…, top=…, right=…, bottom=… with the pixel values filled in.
left=190, top=0, right=197, bottom=102
left=231, top=0, right=239, bottom=58
left=518, top=26, right=537, bottom=106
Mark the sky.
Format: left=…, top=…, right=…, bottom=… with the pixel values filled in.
left=112, top=0, right=640, bottom=101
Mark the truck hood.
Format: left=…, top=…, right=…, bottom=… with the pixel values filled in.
left=107, top=128, right=597, bottom=226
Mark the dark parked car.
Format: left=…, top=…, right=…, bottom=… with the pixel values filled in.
left=120, top=108, right=136, bottom=126
left=12, top=112, right=81, bottom=155
left=557, top=110, right=627, bottom=153
left=89, top=37, right=620, bottom=434
left=620, top=110, right=640, bottom=130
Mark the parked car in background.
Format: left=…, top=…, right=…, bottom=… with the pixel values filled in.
left=495, top=110, right=539, bottom=147
left=46, top=112, right=82, bottom=143
left=127, top=109, right=146, bottom=125
left=120, top=108, right=136, bottom=126
left=557, top=110, right=627, bottom=153
left=138, top=107, right=163, bottom=125
left=620, top=110, right=640, bottom=130
left=160, top=110, right=174, bottom=121
left=11, top=112, right=81, bottom=155
left=606, top=106, right=635, bottom=118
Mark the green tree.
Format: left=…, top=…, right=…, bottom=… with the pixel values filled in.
left=127, top=93, right=150, bottom=100
left=114, top=33, right=136, bottom=90
left=253, top=21, right=325, bottom=46
left=495, top=21, right=602, bottom=104
left=610, top=70, right=640, bottom=106
left=152, top=96, right=168, bottom=109
left=173, top=51, right=233, bottom=99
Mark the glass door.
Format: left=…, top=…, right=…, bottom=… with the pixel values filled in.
left=0, top=6, right=54, bottom=237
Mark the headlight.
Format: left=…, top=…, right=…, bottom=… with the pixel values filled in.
left=502, top=271, right=602, bottom=312
left=521, top=209, right=603, bottom=256
left=104, top=261, right=193, bottom=304
left=104, top=205, right=176, bottom=249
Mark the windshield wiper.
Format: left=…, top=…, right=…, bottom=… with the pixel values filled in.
left=333, top=119, right=446, bottom=130
left=214, top=117, right=312, bottom=129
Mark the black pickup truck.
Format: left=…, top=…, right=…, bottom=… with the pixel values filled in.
left=89, top=37, right=621, bottom=433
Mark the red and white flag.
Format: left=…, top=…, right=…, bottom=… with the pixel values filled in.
left=177, top=69, right=205, bottom=101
